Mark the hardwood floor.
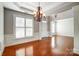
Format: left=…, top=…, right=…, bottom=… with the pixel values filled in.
left=2, top=36, right=79, bottom=56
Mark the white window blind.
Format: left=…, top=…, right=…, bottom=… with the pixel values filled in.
left=15, top=17, right=33, bottom=38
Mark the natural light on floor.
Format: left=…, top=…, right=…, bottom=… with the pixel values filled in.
left=51, top=37, right=55, bottom=48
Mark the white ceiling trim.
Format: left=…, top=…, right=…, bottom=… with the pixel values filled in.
left=2, top=2, right=79, bottom=15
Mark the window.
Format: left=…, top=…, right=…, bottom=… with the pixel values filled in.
left=39, top=21, right=48, bottom=37
left=15, top=17, right=33, bottom=38
left=50, top=21, right=55, bottom=34
left=25, top=19, right=33, bottom=37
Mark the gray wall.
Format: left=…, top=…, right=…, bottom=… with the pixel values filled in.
left=51, top=9, right=74, bottom=51
left=56, top=9, right=73, bottom=20
left=0, top=3, right=4, bottom=55
left=50, top=9, right=74, bottom=36
left=4, top=8, right=33, bottom=34
left=4, top=8, right=51, bottom=46
left=4, top=8, right=39, bottom=46
left=56, top=18, right=74, bottom=37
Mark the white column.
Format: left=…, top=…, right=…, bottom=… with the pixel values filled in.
left=73, top=5, right=79, bottom=54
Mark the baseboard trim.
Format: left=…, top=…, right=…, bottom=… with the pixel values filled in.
left=0, top=47, right=4, bottom=56
left=73, top=48, right=79, bottom=54
left=5, top=38, right=39, bottom=47
left=56, top=35, right=74, bottom=38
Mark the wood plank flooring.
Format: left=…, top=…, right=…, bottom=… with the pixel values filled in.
left=2, top=36, right=79, bottom=56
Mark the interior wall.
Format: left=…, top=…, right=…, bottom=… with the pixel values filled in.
left=55, top=9, right=74, bottom=37
left=4, top=8, right=50, bottom=46
left=0, top=3, right=4, bottom=55
left=33, top=17, right=50, bottom=38
left=52, top=9, right=74, bottom=51
left=4, top=8, right=39, bottom=46
left=39, top=20, right=48, bottom=37
left=50, top=9, right=74, bottom=36
left=73, top=5, right=79, bottom=54
left=56, top=18, right=74, bottom=37
left=56, top=8, right=73, bottom=20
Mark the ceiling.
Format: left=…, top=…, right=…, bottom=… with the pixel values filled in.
left=2, top=2, right=79, bottom=15
left=16, top=2, right=62, bottom=11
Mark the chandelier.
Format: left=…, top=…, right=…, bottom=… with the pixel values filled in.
left=33, top=2, right=45, bottom=22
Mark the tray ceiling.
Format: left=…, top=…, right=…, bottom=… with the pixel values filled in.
left=2, top=2, right=79, bottom=15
